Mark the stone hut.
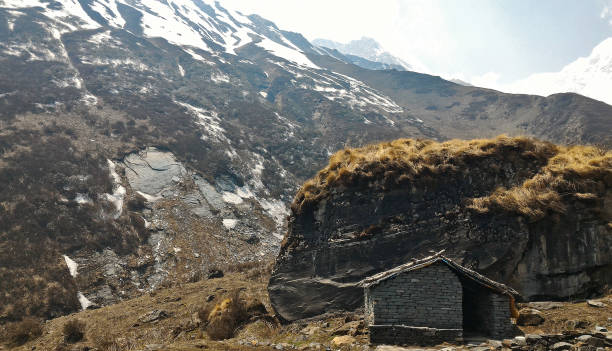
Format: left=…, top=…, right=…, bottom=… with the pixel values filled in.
left=360, top=253, right=520, bottom=346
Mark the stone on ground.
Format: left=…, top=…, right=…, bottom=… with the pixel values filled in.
left=331, top=335, right=356, bottom=347
left=517, top=308, right=545, bottom=326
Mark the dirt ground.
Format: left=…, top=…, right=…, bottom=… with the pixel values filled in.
left=2, top=267, right=611, bottom=351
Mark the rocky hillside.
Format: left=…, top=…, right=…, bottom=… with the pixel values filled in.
left=269, top=136, right=612, bottom=321
left=1, top=0, right=612, bottom=323
left=310, top=55, right=612, bottom=148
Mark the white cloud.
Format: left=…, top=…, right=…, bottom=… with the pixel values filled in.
left=221, top=0, right=401, bottom=42
left=602, top=1, right=612, bottom=25
left=470, top=72, right=502, bottom=90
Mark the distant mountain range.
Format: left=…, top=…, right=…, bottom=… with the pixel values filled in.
left=313, top=36, right=612, bottom=107
left=313, top=37, right=422, bottom=72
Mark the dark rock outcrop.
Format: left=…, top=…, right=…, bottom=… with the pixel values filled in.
left=268, top=137, right=612, bottom=321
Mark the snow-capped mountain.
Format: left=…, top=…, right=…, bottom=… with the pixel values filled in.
left=1, top=0, right=320, bottom=66
left=502, top=38, right=612, bottom=106
left=313, top=37, right=424, bottom=72
left=1, top=0, right=611, bottom=322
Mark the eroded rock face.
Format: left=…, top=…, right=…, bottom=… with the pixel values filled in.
left=124, top=147, right=186, bottom=197
left=71, top=147, right=288, bottom=308
left=269, top=155, right=612, bottom=322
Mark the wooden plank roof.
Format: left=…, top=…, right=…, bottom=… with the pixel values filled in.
left=358, top=251, right=520, bottom=298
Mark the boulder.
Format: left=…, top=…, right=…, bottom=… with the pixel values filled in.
left=207, top=269, right=224, bottom=279
left=525, top=334, right=543, bottom=344
left=487, top=339, right=502, bottom=347
left=138, top=309, right=170, bottom=323
left=586, top=336, right=606, bottom=347
left=331, top=335, right=355, bottom=347
left=551, top=342, right=573, bottom=350
left=576, top=335, right=592, bottom=342
left=268, top=139, right=612, bottom=321
left=513, top=336, right=527, bottom=346
left=517, top=308, right=545, bottom=326
left=566, top=319, right=590, bottom=329
left=123, top=147, right=186, bottom=197
left=587, top=300, right=606, bottom=308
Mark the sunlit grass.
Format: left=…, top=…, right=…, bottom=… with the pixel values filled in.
left=291, top=135, right=612, bottom=223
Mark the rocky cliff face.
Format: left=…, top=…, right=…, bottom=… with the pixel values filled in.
left=65, top=146, right=285, bottom=310
left=268, top=137, right=612, bottom=321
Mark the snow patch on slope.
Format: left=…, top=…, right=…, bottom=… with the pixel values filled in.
left=80, top=57, right=149, bottom=71
left=87, top=30, right=114, bottom=45
left=259, top=198, right=289, bottom=239
left=138, top=0, right=211, bottom=51
left=2, top=0, right=99, bottom=32
left=222, top=192, right=243, bottom=205
left=63, top=255, right=78, bottom=277
left=89, top=0, right=125, bottom=28
left=257, top=38, right=319, bottom=69
left=74, top=193, right=92, bottom=204
left=175, top=101, right=228, bottom=143
left=211, top=71, right=230, bottom=83
left=302, top=71, right=403, bottom=114
left=77, top=292, right=93, bottom=310
left=104, top=159, right=125, bottom=218
left=222, top=218, right=238, bottom=229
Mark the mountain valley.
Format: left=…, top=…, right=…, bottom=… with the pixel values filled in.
left=0, top=1, right=611, bottom=348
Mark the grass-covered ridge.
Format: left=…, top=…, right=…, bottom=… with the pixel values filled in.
left=291, top=135, right=612, bottom=221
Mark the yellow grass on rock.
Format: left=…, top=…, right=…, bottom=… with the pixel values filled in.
left=292, top=135, right=612, bottom=222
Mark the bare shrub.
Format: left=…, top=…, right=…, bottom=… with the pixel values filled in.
left=62, top=319, right=86, bottom=343
left=4, top=318, right=42, bottom=346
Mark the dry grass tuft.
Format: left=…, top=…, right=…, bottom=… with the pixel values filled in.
left=469, top=144, right=612, bottom=221
left=205, top=290, right=248, bottom=340
left=290, top=135, right=612, bottom=224
left=4, top=318, right=43, bottom=347
left=203, top=289, right=268, bottom=340
left=62, top=319, right=85, bottom=343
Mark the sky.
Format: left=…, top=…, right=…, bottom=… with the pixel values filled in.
left=221, top=0, right=612, bottom=86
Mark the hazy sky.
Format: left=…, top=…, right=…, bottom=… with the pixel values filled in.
left=222, top=0, right=612, bottom=85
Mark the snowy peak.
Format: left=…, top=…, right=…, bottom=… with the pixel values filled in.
left=0, top=0, right=320, bottom=67
left=502, top=37, right=612, bottom=106
left=313, top=36, right=416, bottom=72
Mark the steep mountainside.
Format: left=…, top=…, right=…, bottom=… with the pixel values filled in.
left=269, top=136, right=612, bottom=321
left=0, top=0, right=611, bottom=322
left=309, top=54, right=612, bottom=147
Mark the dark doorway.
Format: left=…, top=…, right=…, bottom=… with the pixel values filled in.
left=461, top=279, right=491, bottom=337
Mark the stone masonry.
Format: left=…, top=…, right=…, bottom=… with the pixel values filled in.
left=363, top=256, right=517, bottom=345
left=365, top=261, right=463, bottom=329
